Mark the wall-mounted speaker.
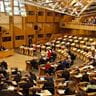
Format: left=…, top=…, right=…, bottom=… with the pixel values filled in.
left=34, top=25, right=38, bottom=30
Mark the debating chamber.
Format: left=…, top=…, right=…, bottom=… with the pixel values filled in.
left=0, top=0, right=96, bottom=96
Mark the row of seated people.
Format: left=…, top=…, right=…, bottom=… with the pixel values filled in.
left=50, top=35, right=95, bottom=62
left=25, top=43, right=78, bottom=95
left=82, top=16, right=96, bottom=25
left=21, top=35, right=95, bottom=75
left=26, top=45, right=76, bottom=74
left=32, top=35, right=96, bottom=96
left=0, top=58, right=88, bottom=96
left=28, top=49, right=96, bottom=96
left=0, top=46, right=6, bottom=51
left=17, top=35, right=95, bottom=96
left=0, top=60, right=54, bottom=96
left=18, top=35, right=96, bottom=69
left=0, top=40, right=95, bottom=96
left=0, top=56, right=76, bottom=96
left=55, top=57, right=96, bottom=96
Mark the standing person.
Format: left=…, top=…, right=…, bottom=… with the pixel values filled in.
left=28, top=37, right=32, bottom=47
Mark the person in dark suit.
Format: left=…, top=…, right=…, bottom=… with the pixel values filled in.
left=76, top=91, right=88, bottom=96
left=86, top=80, right=96, bottom=93
left=19, top=79, right=33, bottom=96
left=31, top=90, right=40, bottom=96
left=50, top=51, right=57, bottom=62
left=81, top=72, right=89, bottom=82
left=0, top=60, right=8, bottom=70
left=56, top=61, right=66, bottom=71
left=39, top=57, right=47, bottom=65
left=68, top=50, right=76, bottom=65
left=45, top=62, right=54, bottom=75
left=64, top=87, right=75, bottom=95
left=42, top=73, right=54, bottom=94
left=28, top=37, right=32, bottom=47
left=61, top=69, right=70, bottom=81
left=28, top=72, right=37, bottom=86
left=42, top=81, right=54, bottom=95
left=29, top=72, right=37, bottom=81
left=30, top=59, right=38, bottom=69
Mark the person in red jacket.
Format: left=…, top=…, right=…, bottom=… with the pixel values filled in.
left=45, top=62, right=52, bottom=71
left=45, top=62, right=54, bottom=75
left=47, top=49, right=52, bottom=61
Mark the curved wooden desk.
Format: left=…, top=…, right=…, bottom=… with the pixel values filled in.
left=0, top=49, right=14, bottom=58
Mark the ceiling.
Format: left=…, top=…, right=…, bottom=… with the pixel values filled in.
left=0, top=0, right=96, bottom=17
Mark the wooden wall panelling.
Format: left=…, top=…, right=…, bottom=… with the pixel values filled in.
left=26, top=5, right=37, bottom=23
left=43, top=23, right=53, bottom=42
left=22, top=17, right=26, bottom=46
left=25, top=23, right=35, bottom=44
left=14, top=25, right=24, bottom=47
left=14, top=16, right=25, bottom=47
left=53, top=23, right=60, bottom=34
left=43, top=23, right=54, bottom=34
left=54, top=12, right=61, bottom=22
left=14, top=16, right=22, bottom=24
left=34, top=23, right=46, bottom=44
left=1, top=15, right=13, bottom=49
left=0, top=13, right=9, bottom=24
left=46, top=10, right=54, bottom=22
left=37, top=8, right=46, bottom=22
left=60, top=15, right=75, bottom=22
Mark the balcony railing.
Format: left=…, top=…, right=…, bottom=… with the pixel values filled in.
left=60, top=22, right=96, bottom=31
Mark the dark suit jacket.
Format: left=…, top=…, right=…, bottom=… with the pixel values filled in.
left=31, top=94, right=40, bottom=96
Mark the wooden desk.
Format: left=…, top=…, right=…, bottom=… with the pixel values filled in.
left=38, top=66, right=45, bottom=76
left=0, top=49, right=14, bottom=58
left=37, top=90, right=52, bottom=96
left=87, top=92, right=96, bottom=96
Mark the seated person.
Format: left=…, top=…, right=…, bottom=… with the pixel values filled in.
left=0, top=66, right=9, bottom=79
left=91, top=58, right=96, bottom=66
left=29, top=72, right=37, bottom=81
left=45, top=62, right=54, bottom=74
left=28, top=72, right=37, bottom=85
left=39, top=56, right=47, bottom=65
left=0, top=46, right=6, bottom=51
left=19, top=79, right=33, bottom=96
left=61, top=69, right=70, bottom=81
left=68, top=50, right=76, bottom=65
left=81, top=72, right=89, bottom=82
left=64, top=81, right=76, bottom=95
left=45, top=73, right=54, bottom=83
left=12, top=68, right=21, bottom=82
left=30, top=58, right=38, bottom=69
left=0, top=60, right=8, bottom=70
left=86, top=79, right=96, bottom=92
left=76, top=91, right=88, bottom=96
left=42, top=73, right=54, bottom=94
left=31, top=90, right=40, bottom=96
left=56, top=58, right=70, bottom=70
left=50, top=50, right=57, bottom=62
left=42, top=80, right=54, bottom=95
